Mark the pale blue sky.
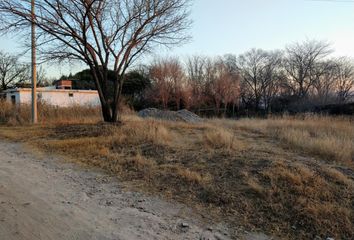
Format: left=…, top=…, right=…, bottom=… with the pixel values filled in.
left=1, top=0, right=354, bottom=78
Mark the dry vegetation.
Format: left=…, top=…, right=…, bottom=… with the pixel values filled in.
left=234, top=115, right=354, bottom=165
left=0, top=101, right=101, bottom=125
left=0, top=100, right=353, bottom=239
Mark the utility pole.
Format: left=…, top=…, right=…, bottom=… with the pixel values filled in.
left=31, top=0, right=37, bottom=123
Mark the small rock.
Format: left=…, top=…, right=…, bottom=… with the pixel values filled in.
left=181, top=222, right=189, bottom=228
left=326, top=238, right=335, bottom=240
left=137, top=206, right=145, bottom=211
left=207, top=227, right=213, bottom=231
left=110, top=218, right=120, bottom=224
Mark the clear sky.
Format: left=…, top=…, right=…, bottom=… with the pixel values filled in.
left=1, top=0, right=354, bottom=78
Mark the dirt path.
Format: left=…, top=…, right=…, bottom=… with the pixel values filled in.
left=0, top=141, right=232, bottom=240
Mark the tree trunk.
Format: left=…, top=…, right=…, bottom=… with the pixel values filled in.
left=223, top=103, right=228, bottom=116
left=111, top=98, right=121, bottom=123
left=112, top=75, right=126, bottom=123
left=176, top=98, right=180, bottom=110
left=89, top=67, right=119, bottom=123
left=101, top=102, right=114, bottom=122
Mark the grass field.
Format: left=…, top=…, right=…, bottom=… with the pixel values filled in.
left=0, top=101, right=353, bottom=239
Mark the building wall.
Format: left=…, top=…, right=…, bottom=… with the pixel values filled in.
left=6, top=92, right=21, bottom=104
left=40, top=91, right=100, bottom=107
left=5, top=89, right=100, bottom=107
left=19, top=91, right=31, bottom=104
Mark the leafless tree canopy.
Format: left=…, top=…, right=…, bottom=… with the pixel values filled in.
left=237, top=49, right=283, bottom=112
left=284, top=40, right=332, bottom=98
left=142, top=40, right=353, bottom=115
left=148, top=57, right=186, bottom=110
left=146, top=55, right=240, bottom=115
left=334, top=57, right=354, bottom=103
left=0, top=0, right=192, bottom=122
left=0, top=51, right=29, bottom=91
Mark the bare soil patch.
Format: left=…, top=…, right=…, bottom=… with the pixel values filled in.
left=0, top=141, right=231, bottom=240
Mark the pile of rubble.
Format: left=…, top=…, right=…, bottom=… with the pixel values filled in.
left=138, top=108, right=203, bottom=123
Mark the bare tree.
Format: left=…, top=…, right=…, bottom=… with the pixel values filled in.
left=222, top=54, right=240, bottom=115
left=149, top=57, right=185, bottom=110
left=260, top=51, right=283, bottom=112
left=0, top=0, right=192, bottom=122
left=283, top=40, right=332, bottom=98
left=334, top=57, right=354, bottom=103
left=206, top=57, right=240, bottom=115
left=168, top=58, right=185, bottom=110
left=238, top=49, right=270, bottom=111
left=200, top=57, right=218, bottom=112
left=0, top=51, right=29, bottom=91
left=311, top=59, right=337, bottom=105
left=185, top=55, right=207, bottom=110
left=149, top=59, right=172, bottom=109
left=36, top=66, right=51, bottom=87
left=181, top=81, right=193, bottom=110
left=210, top=59, right=226, bottom=114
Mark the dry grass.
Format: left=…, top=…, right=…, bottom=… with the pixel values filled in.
left=0, top=100, right=101, bottom=125
left=234, top=115, right=354, bottom=165
left=322, top=166, right=354, bottom=186
left=118, top=120, right=174, bottom=146
left=261, top=162, right=353, bottom=238
left=176, top=168, right=210, bottom=185
left=0, top=104, right=353, bottom=239
left=203, top=127, right=246, bottom=151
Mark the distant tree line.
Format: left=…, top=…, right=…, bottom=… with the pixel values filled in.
left=3, top=39, right=354, bottom=116
left=65, top=40, right=354, bottom=116
left=141, top=40, right=354, bottom=116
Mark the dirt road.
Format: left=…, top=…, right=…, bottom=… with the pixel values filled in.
left=0, top=141, right=232, bottom=240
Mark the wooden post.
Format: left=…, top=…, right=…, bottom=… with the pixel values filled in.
left=31, top=0, right=37, bottom=123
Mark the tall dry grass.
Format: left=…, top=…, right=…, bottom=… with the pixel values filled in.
left=261, top=161, right=353, bottom=238
left=203, top=126, right=246, bottom=151
left=234, top=115, right=354, bottom=165
left=0, top=100, right=30, bottom=124
left=0, top=100, right=101, bottom=125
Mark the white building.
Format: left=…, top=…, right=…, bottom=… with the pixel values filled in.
left=1, top=80, right=100, bottom=107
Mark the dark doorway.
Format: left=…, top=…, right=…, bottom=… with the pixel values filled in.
left=11, top=95, right=16, bottom=104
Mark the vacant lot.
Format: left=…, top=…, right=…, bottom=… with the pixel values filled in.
left=1, top=102, right=353, bottom=239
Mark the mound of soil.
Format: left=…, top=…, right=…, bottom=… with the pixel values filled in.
left=138, top=108, right=203, bottom=123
